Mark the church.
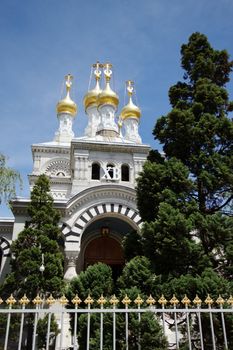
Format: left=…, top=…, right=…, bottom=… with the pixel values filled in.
left=0, top=62, right=150, bottom=283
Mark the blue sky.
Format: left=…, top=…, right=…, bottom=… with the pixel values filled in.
left=1, top=0, right=233, bottom=216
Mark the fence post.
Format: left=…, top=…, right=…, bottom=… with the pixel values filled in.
left=4, top=294, right=16, bottom=350
left=110, top=294, right=119, bottom=350
left=18, top=295, right=30, bottom=350
left=193, top=295, right=204, bottom=350
left=134, top=295, right=143, bottom=350
left=84, top=294, right=94, bottom=350
left=72, top=294, right=82, bottom=350
left=122, top=295, right=131, bottom=350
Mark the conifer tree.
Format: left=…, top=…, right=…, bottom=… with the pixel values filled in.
left=136, top=32, right=233, bottom=282
left=0, top=174, right=64, bottom=298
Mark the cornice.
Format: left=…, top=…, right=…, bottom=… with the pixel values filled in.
left=71, top=140, right=150, bottom=155
left=31, top=144, right=70, bottom=155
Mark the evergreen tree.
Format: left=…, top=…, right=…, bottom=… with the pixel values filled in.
left=135, top=32, right=233, bottom=348
left=136, top=32, right=233, bottom=279
left=0, top=174, right=64, bottom=298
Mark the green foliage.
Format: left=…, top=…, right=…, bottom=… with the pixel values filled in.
left=77, top=310, right=168, bottom=350
left=117, top=256, right=156, bottom=296
left=67, top=263, right=114, bottom=304
left=122, top=230, right=143, bottom=261
left=0, top=174, right=64, bottom=299
left=37, top=314, right=59, bottom=349
left=135, top=33, right=233, bottom=286
left=0, top=153, right=22, bottom=206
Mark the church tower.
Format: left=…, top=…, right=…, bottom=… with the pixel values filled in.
left=0, top=63, right=150, bottom=282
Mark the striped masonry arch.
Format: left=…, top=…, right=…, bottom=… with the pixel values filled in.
left=62, top=203, right=142, bottom=245
left=0, top=237, right=11, bottom=257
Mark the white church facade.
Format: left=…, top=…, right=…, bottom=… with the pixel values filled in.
left=0, top=63, right=150, bottom=283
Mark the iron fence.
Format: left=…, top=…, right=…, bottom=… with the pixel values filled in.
left=0, top=293, right=233, bottom=349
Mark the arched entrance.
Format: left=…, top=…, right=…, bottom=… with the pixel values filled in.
left=84, top=235, right=125, bottom=280
left=84, top=236, right=124, bottom=266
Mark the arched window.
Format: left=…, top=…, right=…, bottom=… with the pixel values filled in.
left=107, top=163, right=114, bottom=179
left=92, top=163, right=100, bottom=180
left=121, top=164, right=129, bottom=181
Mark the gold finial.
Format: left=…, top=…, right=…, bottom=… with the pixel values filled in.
left=122, top=294, right=131, bottom=306
left=6, top=294, right=16, bottom=306
left=181, top=295, right=191, bottom=307
left=65, top=74, right=73, bottom=93
left=120, top=80, right=141, bottom=120
left=93, top=61, right=103, bottom=81
left=84, top=294, right=94, bottom=306
left=72, top=294, right=82, bottom=306
left=227, top=295, right=233, bottom=307
left=216, top=295, right=225, bottom=306
left=193, top=295, right=202, bottom=307
left=19, top=294, right=30, bottom=306
left=110, top=294, right=119, bottom=306
left=33, top=295, right=43, bottom=305
left=158, top=294, right=167, bottom=306
left=134, top=295, right=144, bottom=306
left=59, top=295, right=68, bottom=306
left=46, top=294, right=56, bottom=306
left=126, top=80, right=134, bottom=96
left=56, top=74, right=77, bottom=116
left=170, top=294, right=179, bottom=306
left=103, top=63, right=113, bottom=82
left=83, top=62, right=103, bottom=111
left=97, top=294, right=107, bottom=306
left=146, top=295, right=156, bottom=306
left=205, top=294, right=214, bottom=306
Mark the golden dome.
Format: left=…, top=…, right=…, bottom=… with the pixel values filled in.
left=56, top=74, right=77, bottom=117
left=83, top=62, right=102, bottom=111
left=120, top=81, right=141, bottom=120
left=98, top=63, right=119, bottom=109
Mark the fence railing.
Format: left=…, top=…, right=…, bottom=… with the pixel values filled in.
left=0, top=293, right=233, bottom=349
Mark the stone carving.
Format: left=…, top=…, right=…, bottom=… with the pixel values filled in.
left=45, top=159, right=71, bottom=177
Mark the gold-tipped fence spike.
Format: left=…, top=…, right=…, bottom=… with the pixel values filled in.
left=182, top=295, right=191, bottom=307
left=170, top=295, right=179, bottom=306
left=158, top=294, right=167, bottom=306
left=227, top=295, right=233, bottom=307
left=193, top=295, right=202, bottom=306
left=33, top=295, right=43, bottom=305
left=97, top=295, right=107, bottom=306
left=110, top=295, right=119, bottom=306
left=205, top=294, right=214, bottom=306
left=122, top=294, right=131, bottom=306
left=0, top=297, right=3, bottom=305
left=19, top=294, right=30, bottom=305
left=46, top=294, right=56, bottom=306
left=216, top=295, right=225, bottom=306
left=6, top=294, right=16, bottom=306
left=146, top=295, right=156, bottom=306
left=134, top=294, right=144, bottom=306
left=72, top=294, right=82, bottom=306
left=84, top=294, right=94, bottom=306
left=59, top=295, right=68, bottom=306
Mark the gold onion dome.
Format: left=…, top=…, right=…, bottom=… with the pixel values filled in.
left=56, top=74, right=77, bottom=117
left=120, top=81, right=141, bottom=120
left=98, top=63, right=119, bottom=109
left=83, top=62, right=103, bottom=111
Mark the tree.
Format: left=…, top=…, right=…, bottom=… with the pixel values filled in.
left=0, top=175, right=64, bottom=349
left=0, top=153, right=22, bottom=206
left=134, top=32, right=233, bottom=348
left=1, top=174, right=64, bottom=299
left=136, top=32, right=233, bottom=277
